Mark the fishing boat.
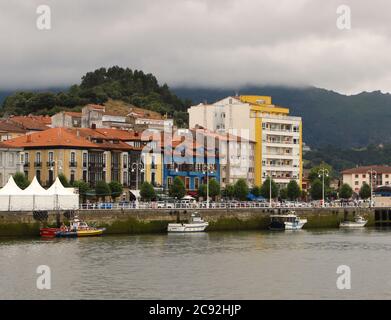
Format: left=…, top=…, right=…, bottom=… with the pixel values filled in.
left=167, top=212, right=209, bottom=233
left=339, top=215, right=367, bottom=228
left=269, top=211, right=307, bottom=231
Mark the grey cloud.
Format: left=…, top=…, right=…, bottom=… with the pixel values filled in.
left=0, top=0, right=390, bottom=93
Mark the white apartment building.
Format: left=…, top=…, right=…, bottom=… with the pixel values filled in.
left=188, top=95, right=302, bottom=188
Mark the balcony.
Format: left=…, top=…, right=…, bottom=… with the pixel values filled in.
left=69, top=161, right=77, bottom=167
left=151, top=163, right=157, bottom=169
left=23, top=162, right=30, bottom=168
left=34, top=161, right=42, bottom=168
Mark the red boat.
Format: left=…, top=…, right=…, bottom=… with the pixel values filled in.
left=40, top=228, right=60, bottom=238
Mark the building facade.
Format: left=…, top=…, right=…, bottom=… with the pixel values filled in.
left=342, top=165, right=391, bottom=193
left=163, top=130, right=220, bottom=195
left=0, top=143, right=23, bottom=187
left=188, top=95, right=302, bottom=188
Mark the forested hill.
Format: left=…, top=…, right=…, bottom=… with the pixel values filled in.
left=0, top=67, right=190, bottom=127
left=173, top=86, right=391, bottom=148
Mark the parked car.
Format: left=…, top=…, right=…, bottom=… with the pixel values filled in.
left=157, top=201, right=175, bottom=208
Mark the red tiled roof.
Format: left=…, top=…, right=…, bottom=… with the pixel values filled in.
left=8, top=115, right=51, bottom=130
left=341, top=166, right=391, bottom=174
left=2, top=128, right=133, bottom=151
left=0, top=120, right=28, bottom=133
left=94, top=128, right=143, bottom=141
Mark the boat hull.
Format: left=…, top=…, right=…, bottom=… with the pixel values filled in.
left=77, top=229, right=105, bottom=237
left=40, top=228, right=60, bottom=238
left=167, top=222, right=209, bottom=233
left=339, top=221, right=367, bottom=228
left=285, top=219, right=307, bottom=230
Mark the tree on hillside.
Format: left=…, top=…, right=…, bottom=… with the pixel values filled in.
left=169, top=177, right=186, bottom=200
left=287, top=180, right=301, bottom=201
left=359, top=182, right=371, bottom=200
left=0, top=66, right=190, bottom=119
left=233, top=179, right=249, bottom=201
left=339, top=183, right=353, bottom=200
left=140, top=181, right=156, bottom=201
left=13, top=172, right=29, bottom=189
left=308, top=163, right=333, bottom=185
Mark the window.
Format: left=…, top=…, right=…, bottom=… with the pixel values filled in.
left=36, top=152, right=41, bottom=163
left=194, top=177, right=199, bottom=190
left=9, top=153, right=14, bottom=166
left=36, top=170, right=41, bottom=183
left=355, top=174, right=359, bottom=178
left=151, top=172, right=156, bottom=185
left=82, top=170, right=87, bottom=182
left=83, top=153, right=87, bottom=167
left=167, top=177, right=172, bottom=186
left=123, top=171, right=128, bottom=185
left=185, top=177, right=190, bottom=189
left=24, top=153, right=29, bottom=164
left=70, top=151, right=76, bottom=163
left=70, top=170, right=75, bottom=184
left=386, top=174, right=389, bottom=178
left=355, top=181, right=359, bottom=185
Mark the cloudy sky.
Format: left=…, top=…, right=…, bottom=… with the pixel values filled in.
left=1, top=0, right=391, bottom=94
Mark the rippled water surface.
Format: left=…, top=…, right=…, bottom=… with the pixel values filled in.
left=1, top=229, right=391, bottom=299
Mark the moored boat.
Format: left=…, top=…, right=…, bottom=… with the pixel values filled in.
left=40, top=216, right=105, bottom=238
left=167, top=212, right=209, bottom=233
left=339, top=215, right=367, bottom=228
left=40, top=227, right=60, bottom=238
left=269, top=211, right=307, bottom=231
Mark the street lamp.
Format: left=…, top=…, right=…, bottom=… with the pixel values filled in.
left=266, top=171, right=275, bottom=208
left=202, top=164, right=214, bottom=208
left=318, top=168, right=329, bottom=208
left=367, top=169, right=377, bottom=208
left=131, top=161, right=144, bottom=190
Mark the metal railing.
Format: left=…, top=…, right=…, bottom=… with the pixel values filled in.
left=78, top=200, right=372, bottom=211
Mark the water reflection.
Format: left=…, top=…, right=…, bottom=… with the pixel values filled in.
left=1, top=228, right=391, bottom=299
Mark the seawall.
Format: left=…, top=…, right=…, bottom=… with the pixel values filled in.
left=0, top=207, right=377, bottom=237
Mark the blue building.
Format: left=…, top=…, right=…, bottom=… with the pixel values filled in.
left=163, top=137, right=220, bottom=195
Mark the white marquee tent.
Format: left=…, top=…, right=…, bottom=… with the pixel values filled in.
left=0, top=176, right=79, bottom=211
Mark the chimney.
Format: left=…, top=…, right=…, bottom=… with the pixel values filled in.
left=26, top=134, right=32, bottom=143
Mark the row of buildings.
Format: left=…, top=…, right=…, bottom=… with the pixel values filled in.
left=0, top=95, right=304, bottom=200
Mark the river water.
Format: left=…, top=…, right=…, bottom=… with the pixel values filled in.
left=1, top=228, right=391, bottom=299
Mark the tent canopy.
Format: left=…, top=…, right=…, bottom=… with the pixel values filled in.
left=0, top=176, right=22, bottom=195
left=0, top=175, right=79, bottom=211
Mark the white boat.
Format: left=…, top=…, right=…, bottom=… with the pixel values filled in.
left=339, top=215, right=367, bottom=228
left=167, top=212, right=209, bottom=233
left=269, top=211, right=307, bottom=231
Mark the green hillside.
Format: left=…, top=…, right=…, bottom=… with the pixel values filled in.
left=0, top=67, right=190, bottom=127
